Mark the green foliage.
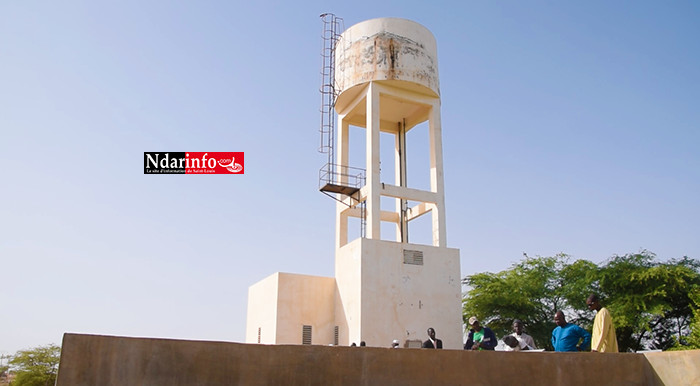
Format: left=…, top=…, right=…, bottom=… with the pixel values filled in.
left=676, top=289, right=700, bottom=349
left=8, top=344, right=60, bottom=386
left=462, top=252, right=700, bottom=352
left=599, top=252, right=700, bottom=351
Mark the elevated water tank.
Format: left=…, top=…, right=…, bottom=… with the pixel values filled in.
left=334, top=18, right=439, bottom=113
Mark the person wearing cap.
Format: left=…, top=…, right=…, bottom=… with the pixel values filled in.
left=464, top=316, right=497, bottom=350
left=391, top=339, right=400, bottom=348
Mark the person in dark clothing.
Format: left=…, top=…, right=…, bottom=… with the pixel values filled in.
left=422, top=327, right=443, bottom=349
left=464, top=316, right=497, bottom=350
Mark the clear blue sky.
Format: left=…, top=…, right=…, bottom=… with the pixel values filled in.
left=1, top=1, right=698, bottom=354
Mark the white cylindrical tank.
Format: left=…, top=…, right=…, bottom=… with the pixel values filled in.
left=334, top=17, right=439, bottom=111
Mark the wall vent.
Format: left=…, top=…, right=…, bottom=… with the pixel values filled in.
left=302, top=325, right=312, bottom=345
left=406, top=339, right=422, bottom=348
left=257, top=327, right=261, bottom=344
left=403, top=249, right=424, bottom=265
left=334, top=326, right=339, bottom=346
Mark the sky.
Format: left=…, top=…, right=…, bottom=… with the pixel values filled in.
left=1, top=1, right=699, bottom=355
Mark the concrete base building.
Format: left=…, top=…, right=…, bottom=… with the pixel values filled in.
left=246, top=17, right=463, bottom=349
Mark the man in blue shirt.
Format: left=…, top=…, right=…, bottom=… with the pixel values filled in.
left=551, top=310, right=591, bottom=352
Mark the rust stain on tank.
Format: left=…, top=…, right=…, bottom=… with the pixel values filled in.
left=388, top=38, right=397, bottom=78
left=335, top=31, right=439, bottom=96
left=372, top=39, right=378, bottom=77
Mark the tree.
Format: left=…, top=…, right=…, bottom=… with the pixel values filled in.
left=8, top=344, right=60, bottom=386
left=462, top=252, right=700, bottom=352
left=677, top=289, right=700, bottom=349
left=598, top=252, right=700, bottom=351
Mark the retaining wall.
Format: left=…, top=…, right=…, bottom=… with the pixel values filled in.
left=56, top=333, right=698, bottom=385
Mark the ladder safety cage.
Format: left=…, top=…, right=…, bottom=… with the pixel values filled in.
left=318, top=13, right=367, bottom=237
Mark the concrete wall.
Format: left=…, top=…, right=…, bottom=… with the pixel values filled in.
left=335, top=238, right=362, bottom=346
left=275, top=273, right=336, bottom=345
left=335, top=238, right=462, bottom=349
left=644, top=350, right=700, bottom=385
left=245, top=272, right=278, bottom=344
left=246, top=273, right=336, bottom=345
left=56, top=333, right=699, bottom=386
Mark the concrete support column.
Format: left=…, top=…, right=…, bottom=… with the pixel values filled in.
left=395, top=122, right=408, bottom=243
left=366, top=82, right=381, bottom=240
left=336, top=115, right=350, bottom=248
left=428, top=102, right=447, bottom=247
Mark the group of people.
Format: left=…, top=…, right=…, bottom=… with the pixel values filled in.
left=551, top=294, right=618, bottom=352
left=461, top=317, right=535, bottom=351
left=418, top=294, right=618, bottom=352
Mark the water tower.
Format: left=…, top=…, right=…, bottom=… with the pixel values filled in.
left=247, top=16, right=462, bottom=349
left=322, top=16, right=462, bottom=348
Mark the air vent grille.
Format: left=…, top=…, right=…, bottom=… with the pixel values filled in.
left=302, top=325, right=312, bottom=345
